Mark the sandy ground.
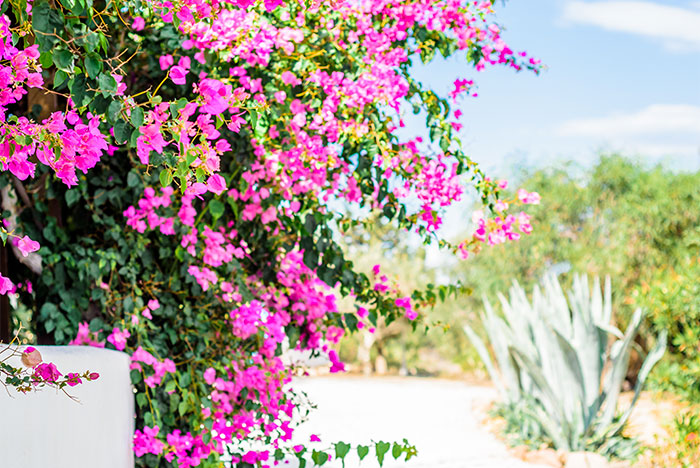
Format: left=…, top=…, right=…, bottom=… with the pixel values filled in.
left=288, top=376, right=551, bottom=468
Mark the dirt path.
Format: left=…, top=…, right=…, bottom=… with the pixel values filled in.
left=290, top=376, right=551, bottom=468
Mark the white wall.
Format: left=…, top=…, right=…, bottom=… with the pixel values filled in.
left=0, top=346, right=134, bottom=468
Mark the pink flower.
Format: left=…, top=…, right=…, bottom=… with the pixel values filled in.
left=107, top=327, right=131, bottom=351
left=159, top=55, right=173, bottom=70
left=517, top=188, right=541, bottom=205
left=261, top=206, right=277, bottom=224
left=133, top=426, right=165, bottom=457
left=242, top=451, right=258, bottom=464
left=34, top=362, right=61, bottom=382
left=395, top=297, right=417, bottom=320
left=328, top=349, right=345, bottom=373
left=310, top=434, right=321, bottom=442
left=170, top=66, right=187, bottom=85
left=281, top=70, right=301, bottom=86
left=132, top=16, right=145, bottom=31
left=203, top=367, right=216, bottom=384
left=178, top=56, right=191, bottom=70
left=17, top=235, right=40, bottom=257
left=65, top=372, right=83, bottom=387
left=0, top=274, right=13, bottom=295
left=206, top=174, right=227, bottom=195
left=147, top=299, right=160, bottom=311
left=26, top=72, right=43, bottom=88
left=69, top=322, right=105, bottom=348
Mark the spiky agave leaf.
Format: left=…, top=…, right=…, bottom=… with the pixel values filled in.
left=464, top=274, right=666, bottom=459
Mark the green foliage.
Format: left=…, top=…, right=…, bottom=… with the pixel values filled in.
left=465, top=274, right=666, bottom=459
left=458, top=155, right=700, bottom=301
left=296, top=440, right=415, bottom=467
left=637, top=258, right=700, bottom=402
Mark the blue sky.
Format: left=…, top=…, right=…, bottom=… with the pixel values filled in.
left=408, top=0, right=700, bottom=179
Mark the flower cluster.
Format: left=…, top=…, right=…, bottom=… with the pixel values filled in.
left=0, top=345, right=99, bottom=393
left=0, top=0, right=543, bottom=465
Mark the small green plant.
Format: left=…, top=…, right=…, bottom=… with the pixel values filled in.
left=650, top=408, right=700, bottom=468
left=464, top=274, right=666, bottom=459
left=672, top=411, right=700, bottom=467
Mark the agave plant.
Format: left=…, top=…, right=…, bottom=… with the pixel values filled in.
left=464, top=274, right=667, bottom=455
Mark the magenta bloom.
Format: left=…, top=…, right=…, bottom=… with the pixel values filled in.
left=132, top=16, right=145, bottom=31
left=34, top=362, right=62, bottom=383
left=206, top=174, right=227, bottom=195
left=170, top=66, right=187, bottom=85
left=17, top=235, right=40, bottom=257
left=65, top=372, right=83, bottom=387
left=203, top=367, right=216, bottom=385
left=328, top=350, right=345, bottom=373
left=107, top=327, right=131, bottom=351
left=158, top=54, right=173, bottom=70
left=395, top=297, right=417, bottom=320
left=517, top=188, right=541, bottom=205
left=0, top=274, right=13, bottom=295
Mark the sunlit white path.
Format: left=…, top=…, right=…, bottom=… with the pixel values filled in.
left=288, top=376, right=550, bottom=468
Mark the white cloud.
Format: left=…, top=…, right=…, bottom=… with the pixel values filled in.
left=558, top=104, right=700, bottom=137
left=562, top=1, right=700, bottom=50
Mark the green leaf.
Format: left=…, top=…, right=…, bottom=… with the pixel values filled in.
left=357, top=445, right=369, bottom=461
left=98, top=73, right=118, bottom=94
left=439, top=135, right=450, bottom=152
left=375, top=441, right=390, bottom=467
left=209, top=199, right=225, bottom=221
left=136, top=393, right=147, bottom=407
left=311, top=450, right=327, bottom=466
left=84, top=52, right=102, bottom=78
left=249, top=109, right=257, bottom=129
left=69, top=74, right=89, bottom=108
left=89, top=95, right=109, bottom=115
left=52, top=49, right=74, bottom=72
left=391, top=443, right=402, bottom=460
left=178, top=400, right=188, bottom=416
left=130, top=107, right=144, bottom=128
left=53, top=70, right=68, bottom=88
left=85, top=31, right=99, bottom=51
left=159, top=169, right=173, bottom=187
left=65, top=189, right=81, bottom=207
left=32, top=2, right=51, bottom=32
left=39, top=302, right=59, bottom=320
left=334, top=442, right=350, bottom=467
left=127, top=171, right=140, bottom=188
left=114, top=120, right=133, bottom=145
left=107, top=101, right=122, bottom=124
left=164, top=379, right=176, bottom=393
left=39, top=52, right=53, bottom=69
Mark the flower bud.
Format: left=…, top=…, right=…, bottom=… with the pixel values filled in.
left=21, top=347, right=42, bottom=368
